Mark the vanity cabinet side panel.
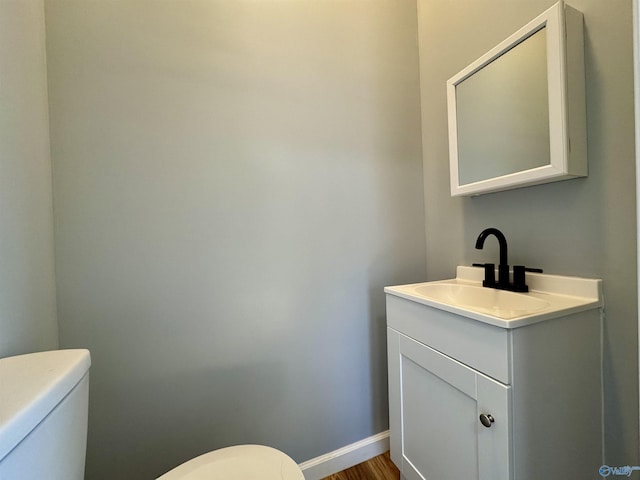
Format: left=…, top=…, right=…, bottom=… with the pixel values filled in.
left=386, top=294, right=511, bottom=383
left=387, top=327, right=402, bottom=468
left=510, top=309, right=602, bottom=480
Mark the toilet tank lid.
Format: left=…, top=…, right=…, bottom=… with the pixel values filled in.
left=0, top=349, right=91, bottom=462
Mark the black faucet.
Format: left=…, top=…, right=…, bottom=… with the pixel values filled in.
left=474, top=227, right=542, bottom=292
left=475, top=227, right=510, bottom=288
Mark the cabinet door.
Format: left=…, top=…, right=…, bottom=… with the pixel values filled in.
left=389, top=329, right=512, bottom=480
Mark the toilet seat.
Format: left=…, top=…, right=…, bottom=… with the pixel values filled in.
left=156, top=444, right=305, bottom=480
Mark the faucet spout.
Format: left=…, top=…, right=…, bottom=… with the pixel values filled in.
left=475, top=227, right=509, bottom=286
left=475, top=227, right=508, bottom=265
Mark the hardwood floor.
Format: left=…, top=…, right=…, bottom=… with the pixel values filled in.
left=320, top=451, right=400, bottom=480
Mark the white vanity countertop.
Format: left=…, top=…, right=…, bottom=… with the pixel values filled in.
left=384, top=266, right=603, bottom=329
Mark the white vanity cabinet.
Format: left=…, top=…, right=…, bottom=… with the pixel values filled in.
left=386, top=272, right=603, bottom=480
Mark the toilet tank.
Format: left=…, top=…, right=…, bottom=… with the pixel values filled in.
left=0, top=349, right=91, bottom=480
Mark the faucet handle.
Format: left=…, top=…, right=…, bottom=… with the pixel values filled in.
left=471, top=263, right=497, bottom=288
left=524, top=267, right=543, bottom=273
left=513, top=265, right=543, bottom=292
left=472, top=263, right=496, bottom=287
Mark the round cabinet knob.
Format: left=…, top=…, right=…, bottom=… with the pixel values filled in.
left=479, top=413, right=495, bottom=428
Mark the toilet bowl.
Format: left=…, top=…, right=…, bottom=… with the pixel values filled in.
left=0, top=350, right=304, bottom=480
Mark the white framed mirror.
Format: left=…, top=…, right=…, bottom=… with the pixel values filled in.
left=447, top=1, right=587, bottom=197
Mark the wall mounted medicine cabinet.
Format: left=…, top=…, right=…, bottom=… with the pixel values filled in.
left=447, top=1, right=587, bottom=196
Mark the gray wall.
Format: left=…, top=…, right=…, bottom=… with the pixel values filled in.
left=0, top=0, right=58, bottom=358
left=44, top=1, right=426, bottom=478
left=418, top=0, right=637, bottom=464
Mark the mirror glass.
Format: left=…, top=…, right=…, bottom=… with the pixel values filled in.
left=455, top=28, right=549, bottom=185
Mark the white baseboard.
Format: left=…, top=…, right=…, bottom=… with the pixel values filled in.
left=298, top=430, right=390, bottom=480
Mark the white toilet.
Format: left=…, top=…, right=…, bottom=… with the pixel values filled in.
left=0, top=350, right=305, bottom=480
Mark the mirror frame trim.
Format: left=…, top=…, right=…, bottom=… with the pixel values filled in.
left=447, top=1, right=587, bottom=197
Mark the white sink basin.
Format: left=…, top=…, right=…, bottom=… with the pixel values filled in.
left=412, top=283, right=550, bottom=319
left=385, top=266, right=603, bottom=328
